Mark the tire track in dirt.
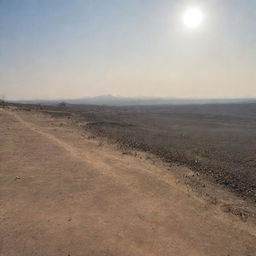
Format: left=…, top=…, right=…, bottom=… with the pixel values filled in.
left=8, top=110, right=132, bottom=183
left=10, top=110, right=79, bottom=157
left=7, top=110, right=182, bottom=190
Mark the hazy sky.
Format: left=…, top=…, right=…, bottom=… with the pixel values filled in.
left=0, top=0, right=256, bottom=100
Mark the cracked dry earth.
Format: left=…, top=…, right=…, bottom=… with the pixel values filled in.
left=0, top=109, right=256, bottom=256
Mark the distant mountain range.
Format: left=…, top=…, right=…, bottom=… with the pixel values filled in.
left=11, top=95, right=256, bottom=106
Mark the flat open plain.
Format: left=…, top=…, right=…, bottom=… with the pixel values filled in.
left=1, top=108, right=256, bottom=256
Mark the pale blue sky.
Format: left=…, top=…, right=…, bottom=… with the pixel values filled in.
left=0, top=0, right=256, bottom=99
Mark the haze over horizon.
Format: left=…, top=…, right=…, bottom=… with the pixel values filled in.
left=1, top=0, right=256, bottom=100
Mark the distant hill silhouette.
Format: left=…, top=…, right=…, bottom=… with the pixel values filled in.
left=11, top=95, right=256, bottom=106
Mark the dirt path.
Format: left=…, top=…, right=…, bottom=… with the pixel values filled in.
left=1, top=109, right=255, bottom=256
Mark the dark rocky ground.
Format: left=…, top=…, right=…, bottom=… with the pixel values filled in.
left=5, top=101, right=256, bottom=202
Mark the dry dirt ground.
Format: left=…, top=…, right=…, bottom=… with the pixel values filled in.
left=0, top=108, right=256, bottom=256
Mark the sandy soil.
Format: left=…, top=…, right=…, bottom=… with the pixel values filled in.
left=0, top=108, right=256, bottom=256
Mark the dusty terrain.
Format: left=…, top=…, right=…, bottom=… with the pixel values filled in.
left=68, top=103, right=256, bottom=201
left=1, top=107, right=256, bottom=255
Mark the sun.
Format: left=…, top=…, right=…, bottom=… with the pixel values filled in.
left=182, top=7, right=203, bottom=29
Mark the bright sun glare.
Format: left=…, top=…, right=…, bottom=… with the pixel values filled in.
left=182, top=7, right=203, bottom=29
